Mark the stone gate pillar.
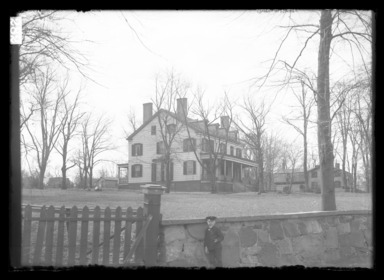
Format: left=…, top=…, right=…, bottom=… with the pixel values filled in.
left=141, top=184, right=166, bottom=266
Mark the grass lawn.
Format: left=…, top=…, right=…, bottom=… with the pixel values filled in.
left=22, top=188, right=372, bottom=220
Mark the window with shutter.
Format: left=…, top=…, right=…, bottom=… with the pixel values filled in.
left=132, top=164, right=143, bottom=178
left=132, top=143, right=143, bottom=156
left=183, top=160, right=196, bottom=175
left=183, top=138, right=195, bottom=152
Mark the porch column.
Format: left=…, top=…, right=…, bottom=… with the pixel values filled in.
left=241, top=164, right=243, bottom=180
left=117, top=166, right=121, bottom=184
left=224, top=160, right=227, bottom=177
left=141, top=184, right=166, bottom=266
left=232, top=161, right=234, bottom=180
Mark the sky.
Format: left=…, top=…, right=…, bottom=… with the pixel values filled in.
left=19, top=10, right=371, bottom=181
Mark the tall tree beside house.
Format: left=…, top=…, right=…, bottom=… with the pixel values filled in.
left=151, top=71, right=191, bottom=193
left=263, top=132, right=284, bottom=191
left=251, top=10, right=372, bottom=210
left=183, top=90, right=236, bottom=194
left=235, top=94, right=271, bottom=194
left=283, top=80, right=315, bottom=192
left=23, top=68, right=69, bottom=189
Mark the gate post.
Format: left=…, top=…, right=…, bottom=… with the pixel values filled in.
left=141, top=184, right=166, bottom=266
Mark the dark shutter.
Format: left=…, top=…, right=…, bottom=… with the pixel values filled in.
left=131, top=165, right=135, bottom=177
left=152, top=163, right=156, bottom=182
left=193, top=161, right=196, bottom=175
left=139, top=165, right=142, bottom=177
left=170, top=162, right=174, bottom=181
left=132, top=145, right=136, bottom=156
left=161, top=163, right=165, bottom=181
left=183, top=162, right=187, bottom=175
left=139, top=144, right=143, bottom=156
left=183, top=139, right=187, bottom=152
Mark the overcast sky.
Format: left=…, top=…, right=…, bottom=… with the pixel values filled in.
left=20, top=10, right=370, bottom=179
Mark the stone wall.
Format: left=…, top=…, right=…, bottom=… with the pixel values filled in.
left=158, top=210, right=372, bottom=268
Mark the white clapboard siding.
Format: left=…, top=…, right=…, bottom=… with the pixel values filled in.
left=128, top=112, right=245, bottom=184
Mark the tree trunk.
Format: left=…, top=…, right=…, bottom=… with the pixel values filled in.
left=257, top=148, right=264, bottom=194
left=165, top=156, right=171, bottom=194
left=38, top=166, right=46, bottom=189
left=61, top=166, right=67, bottom=190
left=89, top=167, right=93, bottom=189
left=303, top=135, right=309, bottom=192
left=342, top=139, right=348, bottom=190
left=317, top=10, right=336, bottom=210
left=210, top=159, right=217, bottom=193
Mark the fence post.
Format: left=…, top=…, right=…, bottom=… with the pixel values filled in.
left=141, top=184, right=166, bottom=266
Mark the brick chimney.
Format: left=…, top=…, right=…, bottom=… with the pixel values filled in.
left=143, top=103, right=153, bottom=123
left=335, top=162, right=340, bottom=170
left=220, top=116, right=230, bottom=130
left=177, top=98, right=188, bottom=120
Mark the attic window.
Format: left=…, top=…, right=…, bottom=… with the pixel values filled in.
left=151, top=125, right=156, bottom=135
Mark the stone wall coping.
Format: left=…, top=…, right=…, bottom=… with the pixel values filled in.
left=161, top=210, right=372, bottom=226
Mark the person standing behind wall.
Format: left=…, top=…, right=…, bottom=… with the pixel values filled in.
left=204, top=216, right=224, bottom=267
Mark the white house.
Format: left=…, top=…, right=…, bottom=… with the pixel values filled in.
left=118, top=98, right=258, bottom=192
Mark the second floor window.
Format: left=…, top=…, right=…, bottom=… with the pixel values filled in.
left=202, top=138, right=214, bottom=153
left=131, top=164, right=143, bottom=178
left=236, top=148, right=242, bottom=158
left=230, top=146, right=234, bottom=156
left=183, top=138, right=196, bottom=152
left=183, top=160, right=196, bottom=175
left=132, top=143, right=143, bottom=156
left=219, top=143, right=227, bottom=154
left=157, top=141, right=165, bottom=154
left=311, top=171, right=318, bottom=178
left=151, top=126, right=156, bottom=135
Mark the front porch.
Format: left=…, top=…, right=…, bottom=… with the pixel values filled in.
left=200, top=154, right=257, bottom=189
left=117, top=163, right=129, bottom=187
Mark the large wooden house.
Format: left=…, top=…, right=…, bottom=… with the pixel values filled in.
left=118, top=98, right=258, bottom=192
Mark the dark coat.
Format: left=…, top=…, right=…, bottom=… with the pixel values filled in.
left=204, top=226, right=224, bottom=251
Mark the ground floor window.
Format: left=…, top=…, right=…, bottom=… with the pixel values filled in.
left=184, top=160, right=196, bottom=175
left=131, top=164, right=143, bottom=178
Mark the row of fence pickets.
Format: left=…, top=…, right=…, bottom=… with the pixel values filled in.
left=21, top=204, right=147, bottom=266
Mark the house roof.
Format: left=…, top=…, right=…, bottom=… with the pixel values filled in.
left=307, top=165, right=352, bottom=175
left=127, top=109, right=242, bottom=144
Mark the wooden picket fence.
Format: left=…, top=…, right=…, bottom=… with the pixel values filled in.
left=21, top=204, right=152, bottom=266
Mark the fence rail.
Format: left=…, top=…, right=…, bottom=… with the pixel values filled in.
left=21, top=204, right=147, bottom=266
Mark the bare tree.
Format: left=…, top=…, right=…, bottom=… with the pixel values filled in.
left=123, top=107, right=140, bottom=139
left=19, top=11, right=90, bottom=87
left=235, top=94, right=271, bottom=193
left=54, top=86, right=85, bottom=189
left=79, top=114, right=113, bottom=190
left=183, top=89, right=235, bottom=193
left=262, top=132, right=284, bottom=191
left=284, top=144, right=303, bottom=194
left=151, top=71, right=191, bottom=193
left=354, top=72, right=372, bottom=192
left=23, top=68, right=68, bottom=189
left=252, top=10, right=372, bottom=210
left=283, top=80, right=315, bottom=192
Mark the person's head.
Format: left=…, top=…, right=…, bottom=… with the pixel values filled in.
left=206, top=216, right=217, bottom=228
